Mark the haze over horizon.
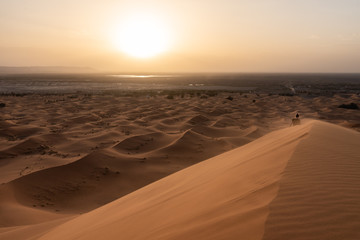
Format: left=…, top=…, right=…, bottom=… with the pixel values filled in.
left=1, top=0, right=360, bottom=73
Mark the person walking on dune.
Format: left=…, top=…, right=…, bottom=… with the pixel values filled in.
left=291, top=112, right=301, bottom=126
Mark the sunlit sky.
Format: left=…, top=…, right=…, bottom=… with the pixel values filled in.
left=0, top=0, right=359, bottom=72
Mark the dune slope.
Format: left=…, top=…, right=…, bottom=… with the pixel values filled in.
left=36, top=120, right=360, bottom=240
left=263, top=121, right=360, bottom=240
left=2, top=120, right=359, bottom=240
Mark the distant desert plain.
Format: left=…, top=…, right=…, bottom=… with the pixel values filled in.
left=0, top=75, right=359, bottom=240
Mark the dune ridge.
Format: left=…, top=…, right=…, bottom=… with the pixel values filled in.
left=28, top=120, right=359, bottom=240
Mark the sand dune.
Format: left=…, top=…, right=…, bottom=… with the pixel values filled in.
left=10, top=120, right=354, bottom=240
left=0, top=92, right=359, bottom=239
left=0, top=128, right=245, bottom=215
left=113, top=132, right=178, bottom=154
left=1, top=93, right=282, bottom=213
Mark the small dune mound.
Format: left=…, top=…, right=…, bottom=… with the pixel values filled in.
left=0, top=126, right=44, bottom=140
left=221, top=136, right=252, bottom=147
left=157, top=129, right=207, bottom=154
left=113, top=132, right=178, bottom=154
left=187, top=114, right=211, bottom=125
left=66, top=114, right=101, bottom=124
left=212, top=117, right=240, bottom=127
left=161, top=116, right=187, bottom=125
left=242, top=125, right=264, bottom=139
left=0, top=149, right=136, bottom=214
left=156, top=129, right=233, bottom=163
left=152, top=123, right=181, bottom=132
left=87, top=131, right=122, bottom=143
left=0, top=120, right=16, bottom=129
left=35, top=133, right=69, bottom=145
left=142, top=112, right=171, bottom=122
left=208, top=108, right=229, bottom=116
left=2, top=137, right=50, bottom=156
left=190, top=125, right=243, bottom=138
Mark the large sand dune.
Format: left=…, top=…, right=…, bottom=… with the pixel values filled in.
left=1, top=120, right=357, bottom=240
left=0, top=92, right=359, bottom=239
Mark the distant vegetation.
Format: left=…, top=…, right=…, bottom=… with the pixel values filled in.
left=338, top=103, right=359, bottom=110
left=1, top=73, right=359, bottom=97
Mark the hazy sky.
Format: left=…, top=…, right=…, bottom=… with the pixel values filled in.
left=1, top=0, right=360, bottom=72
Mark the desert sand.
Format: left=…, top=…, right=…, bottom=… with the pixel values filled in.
left=0, top=92, right=359, bottom=239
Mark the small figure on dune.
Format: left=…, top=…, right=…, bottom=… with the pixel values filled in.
left=291, top=112, right=301, bottom=126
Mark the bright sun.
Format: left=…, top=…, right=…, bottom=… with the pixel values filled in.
left=111, top=14, right=170, bottom=58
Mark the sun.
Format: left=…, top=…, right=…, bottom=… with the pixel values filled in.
left=111, top=13, right=171, bottom=58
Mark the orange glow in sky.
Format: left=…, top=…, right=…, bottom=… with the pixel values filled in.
left=0, top=1, right=359, bottom=72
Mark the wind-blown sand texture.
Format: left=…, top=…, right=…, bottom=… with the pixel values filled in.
left=0, top=92, right=359, bottom=239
